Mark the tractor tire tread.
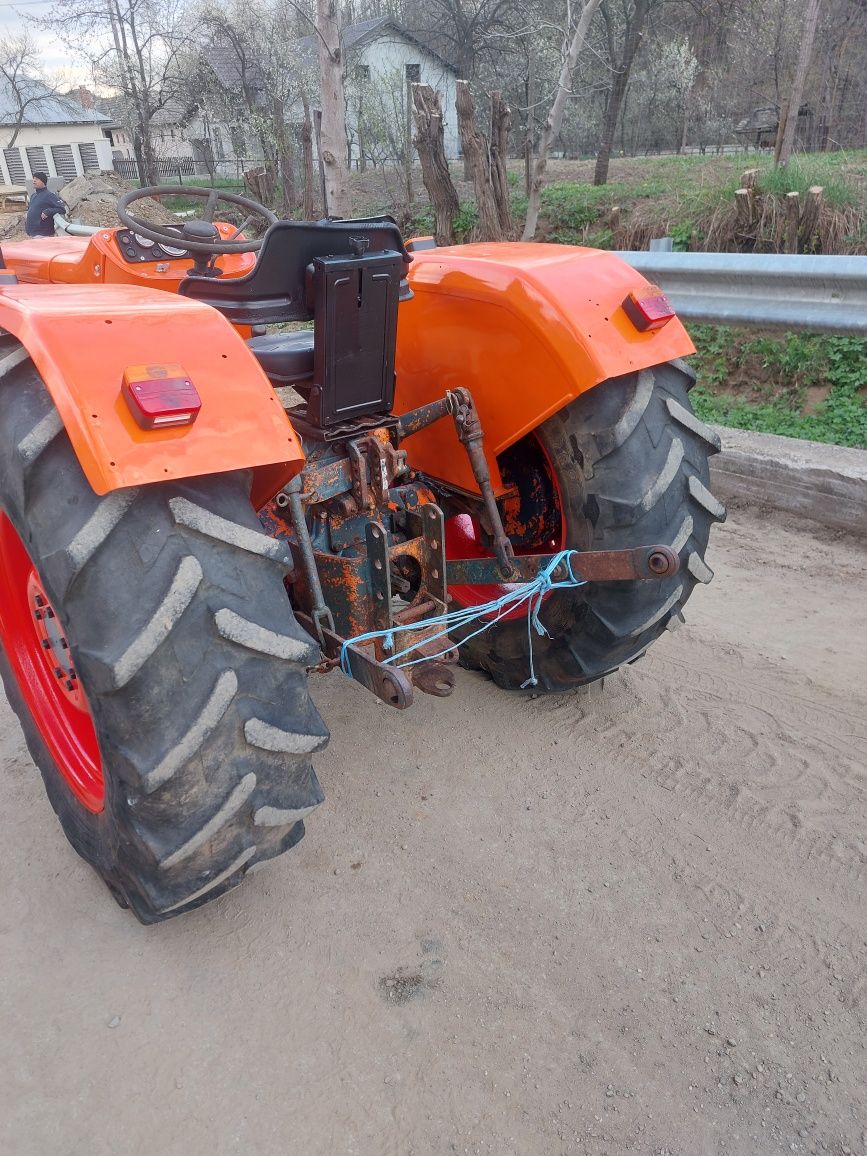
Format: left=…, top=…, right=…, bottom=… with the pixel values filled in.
left=0, top=337, right=327, bottom=922
left=453, top=361, right=724, bottom=691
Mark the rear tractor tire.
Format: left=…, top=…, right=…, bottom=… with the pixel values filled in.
left=450, top=360, right=725, bottom=690
left=0, top=337, right=328, bottom=922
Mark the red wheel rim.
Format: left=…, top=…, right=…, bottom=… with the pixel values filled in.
left=444, top=433, right=566, bottom=622
left=0, top=512, right=104, bottom=812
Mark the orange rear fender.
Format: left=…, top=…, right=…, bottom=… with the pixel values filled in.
left=396, top=243, right=695, bottom=495
left=0, top=284, right=303, bottom=500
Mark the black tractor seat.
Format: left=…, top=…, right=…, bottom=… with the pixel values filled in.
left=181, top=217, right=412, bottom=430
left=246, top=330, right=314, bottom=384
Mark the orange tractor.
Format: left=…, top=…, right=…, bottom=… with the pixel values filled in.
left=0, top=186, right=724, bottom=921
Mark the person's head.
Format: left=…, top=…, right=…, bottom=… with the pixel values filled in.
left=32, top=172, right=48, bottom=190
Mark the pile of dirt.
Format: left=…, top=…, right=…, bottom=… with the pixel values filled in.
left=0, top=172, right=177, bottom=242
left=0, top=212, right=25, bottom=241
left=59, top=171, right=176, bottom=228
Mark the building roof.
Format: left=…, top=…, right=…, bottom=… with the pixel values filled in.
left=204, top=42, right=269, bottom=107
left=0, top=76, right=110, bottom=129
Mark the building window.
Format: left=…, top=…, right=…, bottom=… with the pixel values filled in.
left=405, top=63, right=420, bottom=83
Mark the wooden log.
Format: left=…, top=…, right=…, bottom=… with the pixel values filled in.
left=411, top=84, right=460, bottom=245
left=455, top=80, right=502, bottom=241
left=799, top=185, right=824, bottom=252
left=785, top=190, right=800, bottom=254
left=608, top=205, right=621, bottom=237
left=489, top=90, right=513, bottom=235
left=740, top=168, right=760, bottom=191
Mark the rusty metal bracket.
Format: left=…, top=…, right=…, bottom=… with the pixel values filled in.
left=282, top=475, right=334, bottom=643
left=447, top=388, right=516, bottom=578
left=296, top=612, right=413, bottom=709
left=365, top=521, right=393, bottom=633
left=420, top=504, right=448, bottom=604
left=445, top=545, right=679, bottom=587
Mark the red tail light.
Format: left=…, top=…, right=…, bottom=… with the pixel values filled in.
left=122, top=365, right=201, bottom=430
left=622, top=286, right=675, bottom=331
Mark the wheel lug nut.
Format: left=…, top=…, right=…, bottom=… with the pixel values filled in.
left=41, top=639, right=51, bottom=649
left=54, top=666, right=63, bottom=678
left=46, top=608, right=55, bottom=619
left=65, top=679, right=74, bottom=691
left=34, top=594, right=44, bottom=607
left=60, top=639, right=69, bottom=649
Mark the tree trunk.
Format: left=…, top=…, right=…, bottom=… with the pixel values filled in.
left=524, top=45, right=535, bottom=196
left=490, top=91, right=513, bottom=235
left=272, top=97, right=295, bottom=215
left=411, top=83, right=460, bottom=245
left=522, top=0, right=604, bottom=240
left=777, top=0, right=823, bottom=168
left=315, top=0, right=350, bottom=217
left=593, top=0, right=652, bottom=187
left=301, top=92, right=316, bottom=219
left=139, top=122, right=158, bottom=186
left=455, top=80, right=501, bottom=241
left=404, top=73, right=413, bottom=208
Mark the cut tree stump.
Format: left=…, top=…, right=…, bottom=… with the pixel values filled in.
left=411, top=84, right=459, bottom=245
left=456, top=80, right=502, bottom=241
left=799, top=185, right=824, bottom=252
left=785, top=191, right=800, bottom=254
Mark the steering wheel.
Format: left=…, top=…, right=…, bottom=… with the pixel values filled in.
left=116, top=185, right=278, bottom=257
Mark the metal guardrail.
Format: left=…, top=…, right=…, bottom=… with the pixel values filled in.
left=44, top=224, right=867, bottom=337
left=616, top=252, right=867, bottom=335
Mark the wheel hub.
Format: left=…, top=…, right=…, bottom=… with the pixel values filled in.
left=0, top=513, right=103, bottom=812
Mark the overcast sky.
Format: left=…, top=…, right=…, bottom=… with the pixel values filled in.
left=1, top=1, right=90, bottom=81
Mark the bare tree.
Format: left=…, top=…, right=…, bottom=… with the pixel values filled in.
left=0, top=31, right=54, bottom=149
left=776, top=0, right=823, bottom=166
left=522, top=0, right=604, bottom=241
left=195, top=1, right=312, bottom=213
left=316, top=0, right=350, bottom=216
left=593, top=0, right=655, bottom=186
left=39, top=0, right=191, bottom=186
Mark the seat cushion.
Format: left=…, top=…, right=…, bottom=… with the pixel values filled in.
left=246, top=330, right=314, bottom=383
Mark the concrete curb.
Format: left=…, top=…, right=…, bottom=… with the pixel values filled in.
left=710, top=426, right=867, bottom=536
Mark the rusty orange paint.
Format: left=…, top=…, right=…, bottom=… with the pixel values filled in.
left=396, top=243, right=695, bottom=495
left=0, top=283, right=303, bottom=497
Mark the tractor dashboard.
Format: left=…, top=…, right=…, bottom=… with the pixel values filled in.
left=115, top=229, right=190, bottom=264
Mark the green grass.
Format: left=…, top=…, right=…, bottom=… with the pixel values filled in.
left=689, top=327, right=867, bottom=448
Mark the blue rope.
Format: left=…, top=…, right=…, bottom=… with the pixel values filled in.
left=339, top=549, right=587, bottom=690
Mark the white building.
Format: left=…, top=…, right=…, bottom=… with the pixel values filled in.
left=299, top=18, right=460, bottom=166
left=0, top=79, right=114, bottom=185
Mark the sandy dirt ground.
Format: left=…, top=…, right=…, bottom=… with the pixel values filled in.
left=1, top=503, right=865, bottom=1156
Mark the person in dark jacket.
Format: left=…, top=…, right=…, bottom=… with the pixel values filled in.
left=25, top=173, right=67, bottom=237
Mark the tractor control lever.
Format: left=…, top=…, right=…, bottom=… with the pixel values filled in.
left=447, top=389, right=516, bottom=578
